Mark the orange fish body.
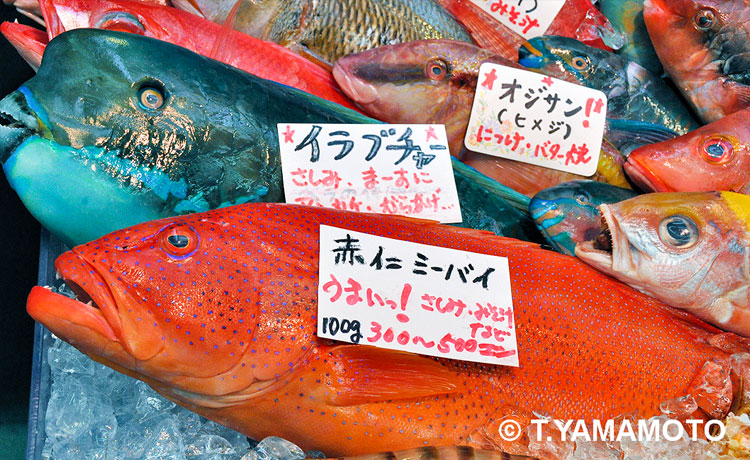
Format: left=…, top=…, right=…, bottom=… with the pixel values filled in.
left=27, top=204, right=747, bottom=456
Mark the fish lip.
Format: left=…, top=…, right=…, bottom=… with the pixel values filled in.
left=575, top=205, right=634, bottom=276
left=332, top=61, right=379, bottom=106
left=27, top=285, right=118, bottom=343
left=624, top=157, right=672, bottom=192
left=54, top=251, right=124, bottom=340
left=0, top=90, right=40, bottom=163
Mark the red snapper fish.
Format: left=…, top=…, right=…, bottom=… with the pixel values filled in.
left=3, top=0, right=359, bottom=110
left=626, top=108, right=750, bottom=193
left=27, top=203, right=750, bottom=456
left=576, top=192, right=750, bottom=337
left=643, top=0, right=750, bottom=123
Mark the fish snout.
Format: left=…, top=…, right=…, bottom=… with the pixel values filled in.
left=332, top=60, right=380, bottom=106
left=529, top=197, right=559, bottom=220
left=518, top=40, right=545, bottom=69
left=0, top=89, right=41, bottom=163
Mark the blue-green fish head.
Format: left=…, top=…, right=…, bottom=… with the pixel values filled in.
left=529, top=180, right=637, bottom=255
left=0, top=29, right=367, bottom=246
left=519, top=35, right=699, bottom=145
left=519, top=36, right=628, bottom=92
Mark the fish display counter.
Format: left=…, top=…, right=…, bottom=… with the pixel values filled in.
left=1, top=0, right=750, bottom=459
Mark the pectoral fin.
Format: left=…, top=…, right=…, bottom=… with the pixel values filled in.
left=323, top=345, right=457, bottom=406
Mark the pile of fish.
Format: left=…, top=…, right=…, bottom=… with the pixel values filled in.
left=1, top=0, right=750, bottom=458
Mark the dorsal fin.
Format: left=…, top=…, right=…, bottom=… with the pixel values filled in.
left=209, top=0, right=242, bottom=62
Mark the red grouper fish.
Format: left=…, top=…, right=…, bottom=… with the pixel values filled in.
left=2, top=0, right=359, bottom=110
left=26, top=203, right=750, bottom=457
left=625, top=108, right=750, bottom=194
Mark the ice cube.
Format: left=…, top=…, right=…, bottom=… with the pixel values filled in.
left=256, top=437, right=305, bottom=460
left=144, top=417, right=187, bottom=460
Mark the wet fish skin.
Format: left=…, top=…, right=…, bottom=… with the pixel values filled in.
left=171, top=0, right=474, bottom=65
left=518, top=35, right=700, bottom=142
left=625, top=108, right=750, bottom=194
left=529, top=180, right=637, bottom=256
left=0, top=29, right=369, bottom=247
left=27, top=202, right=749, bottom=456
left=643, top=0, right=750, bottom=123
left=576, top=191, right=750, bottom=337
left=25, top=0, right=359, bottom=110
left=0, top=29, right=536, bottom=246
left=333, top=39, right=632, bottom=197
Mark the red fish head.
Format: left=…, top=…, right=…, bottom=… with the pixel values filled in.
left=332, top=39, right=515, bottom=155
left=28, top=207, right=319, bottom=405
left=642, top=0, right=714, bottom=77
left=626, top=109, right=750, bottom=193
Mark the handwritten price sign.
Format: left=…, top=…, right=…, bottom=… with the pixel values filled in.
left=469, top=0, right=565, bottom=38
left=278, top=124, right=461, bottom=223
left=464, top=64, right=607, bottom=176
left=317, top=225, right=519, bottom=367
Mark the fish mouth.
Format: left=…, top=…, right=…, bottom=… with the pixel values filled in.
left=575, top=205, right=635, bottom=276
left=332, top=60, right=379, bottom=106
left=27, top=251, right=123, bottom=346
left=624, top=156, right=672, bottom=192
left=0, top=90, right=40, bottom=163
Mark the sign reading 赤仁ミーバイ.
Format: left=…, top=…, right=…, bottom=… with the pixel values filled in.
left=317, top=225, right=518, bottom=367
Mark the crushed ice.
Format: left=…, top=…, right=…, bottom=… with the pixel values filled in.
left=42, top=334, right=307, bottom=460
left=41, top=332, right=750, bottom=460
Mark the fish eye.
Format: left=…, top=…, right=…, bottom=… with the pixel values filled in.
left=700, top=136, right=734, bottom=164
left=160, top=224, right=199, bottom=259
left=137, top=84, right=166, bottom=111
left=658, top=215, right=699, bottom=249
left=570, top=56, right=588, bottom=70
left=95, top=11, right=146, bottom=35
left=425, top=59, right=448, bottom=81
left=694, top=9, right=716, bottom=30
left=575, top=193, right=590, bottom=205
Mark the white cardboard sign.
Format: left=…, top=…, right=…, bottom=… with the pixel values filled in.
left=317, top=225, right=519, bottom=367
left=469, top=0, right=566, bottom=39
left=278, top=124, right=462, bottom=223
left=465, top=63, right=607, bottom=177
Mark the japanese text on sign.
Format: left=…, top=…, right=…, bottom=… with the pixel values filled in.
left=468, top=0, right=566, bottom=38
left=464, top=64, right=606, bottom=176
left=317, top=225, right=519, bottom=367
left=278, top=124, right=462, bottom=223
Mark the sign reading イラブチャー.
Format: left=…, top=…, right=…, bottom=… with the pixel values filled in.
left=278, top=124, right=461, bottom=223
left=316, top=225, right=519, bottom=367
left=465, top=64, right=607, bottom=177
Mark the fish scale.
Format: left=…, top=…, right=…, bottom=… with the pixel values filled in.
left=172, top=0, right=473, bottom=65
left=27, top=203, right=749, bottom=456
